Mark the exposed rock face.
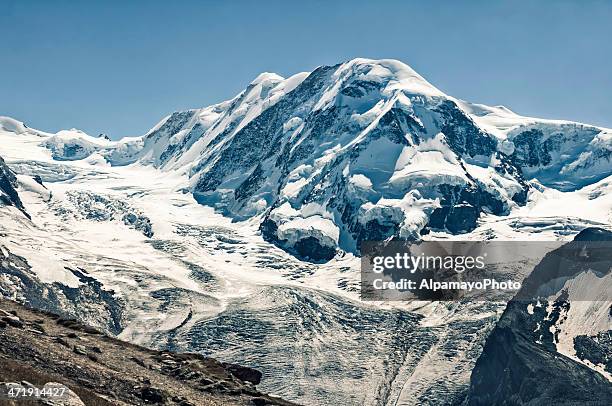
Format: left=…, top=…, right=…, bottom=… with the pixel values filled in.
left=222, top=363, right=263, bottom=385
left=467, top=228, right=612, bottom=405
left=468, top=312, right=611, bottom=405
left=0, top=155, right=28, bottom=218
left=509, top=124, right=611, bottom=191
left=574, top=331, right=612, bottom=375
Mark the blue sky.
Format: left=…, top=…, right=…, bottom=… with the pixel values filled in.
left=1, top=0, right=611, bottom=139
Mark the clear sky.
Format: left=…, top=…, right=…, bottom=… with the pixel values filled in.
left=1, top=0, right=611, bottom=139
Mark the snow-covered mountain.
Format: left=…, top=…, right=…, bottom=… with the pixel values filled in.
left=0, top=58, right=610, bottom=405
left=27, top=59, right=612, bottom=262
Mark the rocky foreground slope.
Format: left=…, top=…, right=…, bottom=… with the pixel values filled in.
left=0, top=298, right=294, bottom=406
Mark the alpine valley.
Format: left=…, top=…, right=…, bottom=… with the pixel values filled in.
left=1, top=58, right=610, bottom=405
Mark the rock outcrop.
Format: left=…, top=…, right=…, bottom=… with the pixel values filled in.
left=0, top=155, right=28, bottom=218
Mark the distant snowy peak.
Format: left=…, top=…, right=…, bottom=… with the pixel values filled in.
left=0, top=116, right=33, bottom=135
left=185, top=59, right=534, bottom=258
left=16, top=58, right=611, bottom=184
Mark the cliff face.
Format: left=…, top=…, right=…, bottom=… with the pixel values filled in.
left=0, top=155, right=28, bottom=218
left=467, top=228, right=612, bottom=405
left=0, top=298, right=295, bottom=406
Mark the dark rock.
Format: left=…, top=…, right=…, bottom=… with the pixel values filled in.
left=260, top=218, right=335, bottom=263
left=574, top=331, right=612, bottom=374
left=467, top=228, right=612, bottom=405
left=82, top=325, right=101, bottom=334
left=223, top=363, right=263, bottom=385
left=63, top=144, right=85, bottom=158
left=251, top=397, right=268, bottom=406
left=510, top=128, right=557, bottom=169
left=199, top=378, right=214, bottom=386
left=467, top=309, right=612, bottom=405
left=73, top=345, right=88, bottom=356
left=427, top=183, right=506, bottom=234
left=129, top=356, right=147, bottom=367
left=139, top=386, right=165, bottom=404
left=33, top=175, right=45, bottom=186
left=574, top=227, right=612, bottom=242
left=434, top=99, right=497, bottom=157
left=0, top=155, right=30, bottom=218
left=29, top=323, right=45, bottom=334
left=2, top=316, right=23, bottom=328
left=235, top=164, right=266, bottom=201
left=242, top=386, right=261, bottom=396
left=57, top=317, right=79, bottom=328
left=55, top=337, right=70, bottom=347
left=293, top=237, right=336, bottom=262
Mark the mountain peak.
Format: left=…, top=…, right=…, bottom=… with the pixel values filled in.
left=0, top=116, right=30, bottom=135
left=336, top=58, right=445, bottom=97
left=250, top=72, right=285, bottom=85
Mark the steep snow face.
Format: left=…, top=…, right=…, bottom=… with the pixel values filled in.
left=508, top=124, right=610, bottom=190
